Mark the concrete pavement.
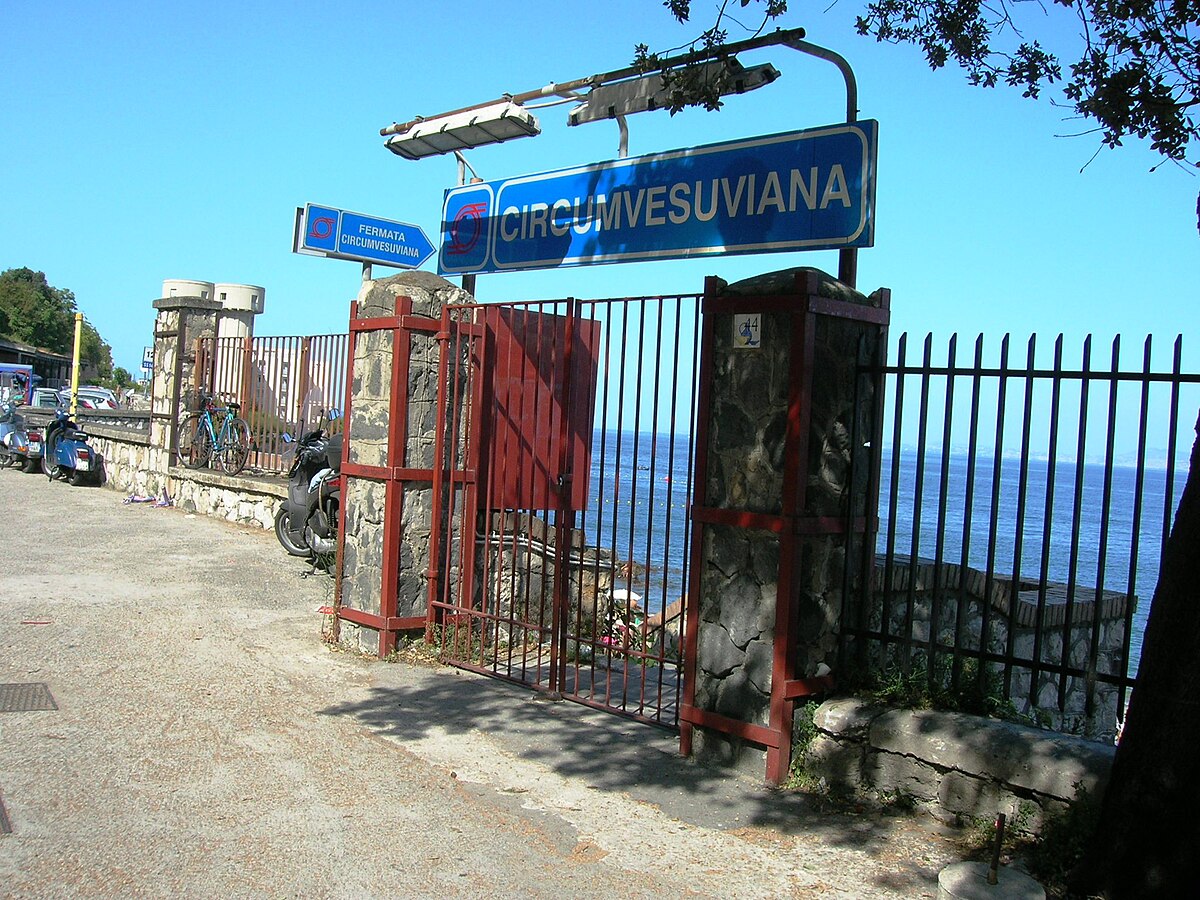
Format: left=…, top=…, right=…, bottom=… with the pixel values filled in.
left=0, top=469, right=964, bottom=898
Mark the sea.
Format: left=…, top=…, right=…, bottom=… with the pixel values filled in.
left=574, top=429, right=1186, bottom=674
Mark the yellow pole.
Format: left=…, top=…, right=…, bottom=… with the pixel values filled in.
left=69, top=312, right=83, bottom=417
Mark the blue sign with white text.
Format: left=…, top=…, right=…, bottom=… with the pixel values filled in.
left=439, top=121, right=877, bottom=275
left=298, top=204, right=435, bottom=270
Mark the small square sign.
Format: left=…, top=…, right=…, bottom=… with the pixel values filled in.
left=733, top=314, right=761, bottom=349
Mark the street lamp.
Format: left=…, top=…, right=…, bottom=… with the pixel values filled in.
left=566, top=58, right=780, bottom=127
left=379, top=26, right=864, bottom=286
left=383, top=101, right=541, bottom=160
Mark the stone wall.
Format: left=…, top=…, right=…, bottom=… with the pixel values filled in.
left=863, top=557, right=1130, bottom=741
left=804, top=698, right=1113, bottom=831
left=169, top=467, right=284, bottom=529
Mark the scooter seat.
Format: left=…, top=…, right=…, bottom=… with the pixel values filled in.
left=67, top=429, right=88, bottom=441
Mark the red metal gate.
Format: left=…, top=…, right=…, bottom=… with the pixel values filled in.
left=429, top=294, right=701, bottom=728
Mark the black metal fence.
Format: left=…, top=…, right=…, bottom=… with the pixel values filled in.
left=845, top=332, right=1200, bottom=741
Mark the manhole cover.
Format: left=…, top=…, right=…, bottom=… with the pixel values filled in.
left=0, top=683, right=58, bottom=713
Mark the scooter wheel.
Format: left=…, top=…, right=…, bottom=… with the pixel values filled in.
left=68, top=468, right=85, bottom=486
left=22, top=457, right=39, bottom=474
left=274, top=506, right=310, bottom=557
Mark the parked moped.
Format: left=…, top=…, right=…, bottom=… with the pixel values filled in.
left=42, top=409, right=99, bottom=485
left=275, top=410, right=342, bottom=569
left=0, top=396, right=21, bottom=469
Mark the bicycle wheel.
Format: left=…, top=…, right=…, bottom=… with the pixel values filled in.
left=219, top=417, right=251, bottom=475
left=179, top=413, right=213, bottom=469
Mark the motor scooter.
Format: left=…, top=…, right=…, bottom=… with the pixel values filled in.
left=275, top=410, right=342, bottom=569
left=42, top=409, right=99, bottom=485
left=0, top=396, right=22, bottom=469
left=19, top=422, right=44, bottom=473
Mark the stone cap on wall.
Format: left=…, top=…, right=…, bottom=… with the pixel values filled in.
left=875, top=554, right=1131, bottom=626
left=152, top=296, right=223, bottom=312
left=714, top=266, right=884, bottom=309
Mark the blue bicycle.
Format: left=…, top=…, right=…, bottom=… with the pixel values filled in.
left=179, top=392, right=251, bottom=474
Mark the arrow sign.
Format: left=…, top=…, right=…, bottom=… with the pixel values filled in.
left=296, top=204, right=435, bottom=270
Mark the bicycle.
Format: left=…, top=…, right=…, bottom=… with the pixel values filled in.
left=178, top=392, right=252, bottom=474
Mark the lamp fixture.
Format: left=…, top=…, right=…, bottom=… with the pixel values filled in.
left=383, top=101, right=541, bottom=160
left=567, top=59, right=780, bottom=127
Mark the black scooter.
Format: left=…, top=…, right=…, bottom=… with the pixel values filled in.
left=275, top=410, right=342, bottom=569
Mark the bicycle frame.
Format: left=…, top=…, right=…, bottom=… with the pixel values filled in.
left=181, top=395, right=250, bottom=474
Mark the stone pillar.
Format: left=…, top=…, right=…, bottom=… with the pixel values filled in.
left=337, top=271, right=471, bottom=656
left=682, top=267, right=890, bottom=783
left=149, top=296, right=221, bottom=478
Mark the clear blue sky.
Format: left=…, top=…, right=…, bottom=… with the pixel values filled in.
left=2, top=0, right=1195, bottom=385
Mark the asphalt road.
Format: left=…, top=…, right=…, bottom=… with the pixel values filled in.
left=0, top=469, right=964, bottom=898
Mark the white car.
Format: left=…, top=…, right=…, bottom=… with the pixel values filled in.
left=60, top=388, right=119, bottom=410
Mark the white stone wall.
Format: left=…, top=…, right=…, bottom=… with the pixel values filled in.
left=58, top=422, right=285, bottom=531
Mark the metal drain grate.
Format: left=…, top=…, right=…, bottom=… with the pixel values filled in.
left=0, top=683, right=58, bottom=713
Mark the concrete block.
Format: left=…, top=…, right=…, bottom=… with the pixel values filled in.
left=804, top=734, right=863, bottom=785
left=864, top=750, right=939, bottom=802
left=937, top=770, right=1006, bottom=818
left=814, top=697, right=881, bottom=741
left=869, top=708, right=1113, bottom=801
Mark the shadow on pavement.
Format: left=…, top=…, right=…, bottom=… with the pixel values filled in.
left=318, top=663, right=956, bottom=894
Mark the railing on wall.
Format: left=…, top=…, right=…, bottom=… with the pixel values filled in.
left=195, top=333, right=349, bottom=473
left=844, top=332, right=1200, bottom=741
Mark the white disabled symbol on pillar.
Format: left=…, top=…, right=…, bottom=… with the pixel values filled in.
left=734, top=314, right=761, bottom=349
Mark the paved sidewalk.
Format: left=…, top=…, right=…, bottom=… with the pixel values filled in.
left=0, top=470, right=965, bottom=898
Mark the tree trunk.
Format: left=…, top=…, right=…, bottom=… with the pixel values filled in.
left=1073, top=411, right=1200, bottom=897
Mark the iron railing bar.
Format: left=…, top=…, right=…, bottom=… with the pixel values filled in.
left=653, top=295, right=687, bottom=717
left=1059, top=335, right=1092, bottom=711
left=881, top=333, right=908, bottom=672
left=677, top=296, right=703, bottom=723
left=929, top=334, right=957, bottom=688
left=1006, top=335, right=1038, bottom=701
left=605, top=301, right=632, bottom=709
left=619, top=298, right=649, bottom=713
left=1120, top=337, right=1154, bottom=711
left=907, top=333, right=934, bottom=683
left=1029, top=335, right=1065, bottom=709
left=953, top=334, right=984, bottom=690
left=979, top=334, right=1010, bottom=698
left=1161, top=336, right=1183, bottom=564
left=534, top=301, right=558, bottom=689
left=495, top=307, right=525, bottom=679
left=636, top=297, right=667, bottom=714
left=1086, top=335, right=1121, bottom=720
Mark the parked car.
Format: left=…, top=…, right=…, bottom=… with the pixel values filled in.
left=80, top=385, right=119, bottom=406
left=31, top=387, right=61, bottom=408
left=59, top=388, right=118, bottom=410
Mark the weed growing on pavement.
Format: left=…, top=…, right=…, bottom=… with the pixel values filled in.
left=783, top=702, right=825, bottom=792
